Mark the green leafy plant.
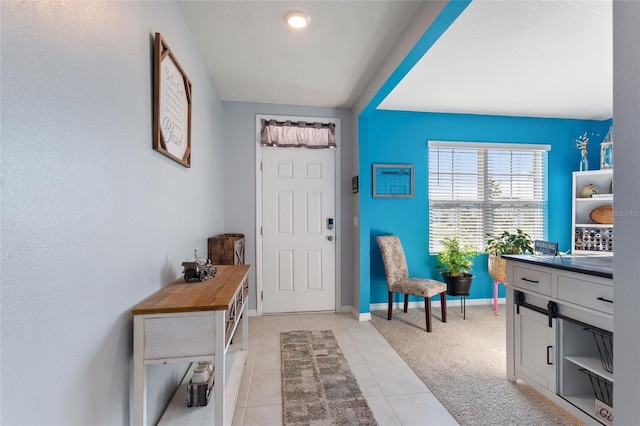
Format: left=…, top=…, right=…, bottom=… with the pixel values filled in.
left=436, top=236, right=479, bottom=277
left=484, top=229, right=534, bottom=255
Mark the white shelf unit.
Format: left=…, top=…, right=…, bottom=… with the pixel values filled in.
left=571, top=169, right=613, bottom=255
left=559, top=320, right=614, bottom=425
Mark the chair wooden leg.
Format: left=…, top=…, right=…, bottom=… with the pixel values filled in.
left=425, top=297, right=432, bottom=332
left=403, top=294, right=409, bottom=313
left=388, top=292, right=393, bottom=320
left=440, top=292, right=447, bottom=323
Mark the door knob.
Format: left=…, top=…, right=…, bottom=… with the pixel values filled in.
left=327, top=236, right=334, bottom=241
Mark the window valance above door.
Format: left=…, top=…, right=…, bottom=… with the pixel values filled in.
left=260, top=119, right=336, bottom=148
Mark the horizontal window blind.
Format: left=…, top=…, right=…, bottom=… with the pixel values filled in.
left=428, top=142, right=548, bottom=253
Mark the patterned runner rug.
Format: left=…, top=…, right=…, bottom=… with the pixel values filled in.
left=280, top=330, right=377, bottom=426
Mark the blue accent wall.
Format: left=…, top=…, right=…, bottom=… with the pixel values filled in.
left=356, top=0, right=613, bottom=313
left=362, top=110, right=612, bottom=306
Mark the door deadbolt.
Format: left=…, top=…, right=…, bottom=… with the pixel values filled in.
left=327, top=236, right=334, bottom=241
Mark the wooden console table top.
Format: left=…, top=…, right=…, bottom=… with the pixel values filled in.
left=131, top=264, right=250, bottom=315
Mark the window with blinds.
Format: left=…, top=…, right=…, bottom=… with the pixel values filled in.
left=428, top=141, right=549, bottom=253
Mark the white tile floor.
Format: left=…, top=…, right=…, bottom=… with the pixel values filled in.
left=231, top=312, right=458, bottom=426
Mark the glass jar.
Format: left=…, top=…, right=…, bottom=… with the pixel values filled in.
left=580, top=151, right=589, bottom=171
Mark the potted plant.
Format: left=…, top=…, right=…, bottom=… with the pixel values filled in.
left=484, top=229, right=534, bottom=282
left=436, top=236, right=479, bottom=296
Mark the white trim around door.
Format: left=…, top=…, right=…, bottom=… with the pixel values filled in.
left=255, top=114, right=341, bottom=316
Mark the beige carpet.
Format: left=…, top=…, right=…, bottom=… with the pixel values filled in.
left=370, top=304, right=584, bottom=426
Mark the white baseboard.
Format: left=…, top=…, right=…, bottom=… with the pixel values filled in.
left=246, top=300, right=503, bottom=318
left=248, top=306, right=360, bottom=317
left=350, top=306, right=372, bottom=321
left=369, top=297, right=504, bottom=312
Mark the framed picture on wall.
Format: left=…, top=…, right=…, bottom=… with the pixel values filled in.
left=372, top=164, right=414, bottom=198
left=153, top=32, right=192, bottom=168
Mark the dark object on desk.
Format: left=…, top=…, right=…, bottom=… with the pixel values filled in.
left=182, top=261, right=216, bottom=282
left=182, top=248, right=217, bottom=282
left=534, top=240, right=559, bottom=256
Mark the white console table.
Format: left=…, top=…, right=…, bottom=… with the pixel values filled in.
left=131, top=265, right=250, bottom=426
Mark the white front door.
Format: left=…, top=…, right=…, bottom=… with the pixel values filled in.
left=261, top=148, right=336, bottom=313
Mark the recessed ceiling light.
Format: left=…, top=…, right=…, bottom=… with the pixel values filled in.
left=284, top=10, right=310, bottom=29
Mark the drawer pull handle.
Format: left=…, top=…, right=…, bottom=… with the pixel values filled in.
left=521, top=277, right=539, bottom=284
left=597, top=297, right=614, bottom=304
left=546, top=345, right=553, bottom=365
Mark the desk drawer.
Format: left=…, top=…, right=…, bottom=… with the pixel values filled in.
left=558, top=276, right=613, bottom=315
left=513, top=266, right=552, bottom=296
left=144, top=314, right=215, bottom=360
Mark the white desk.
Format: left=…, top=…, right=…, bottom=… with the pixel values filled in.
left=131, top=265, right=250, bottom=425
left=504, top=256, right=613, bottom=425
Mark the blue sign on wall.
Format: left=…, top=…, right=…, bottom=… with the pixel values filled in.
left=373, top=164, right=414, bottom=198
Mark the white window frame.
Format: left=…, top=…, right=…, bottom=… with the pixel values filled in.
left=428, top=141, right=550, bottom=253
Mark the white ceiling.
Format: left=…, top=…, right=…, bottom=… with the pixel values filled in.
left=178, top=1, right=422, bottom=108
left=179, top=0, right=612, bottom=120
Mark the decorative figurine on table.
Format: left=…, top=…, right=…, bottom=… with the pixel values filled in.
left=182, top=248, right=217, bottom=282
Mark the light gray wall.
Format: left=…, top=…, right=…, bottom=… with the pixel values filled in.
left=1, top=2, right=224, bottom=424
left=612, top=0, right=640, bottom=423
left=222, top=101, right=354, bottom=311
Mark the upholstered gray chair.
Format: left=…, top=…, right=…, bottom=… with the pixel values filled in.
left=376, top=235, right=447, bottom=332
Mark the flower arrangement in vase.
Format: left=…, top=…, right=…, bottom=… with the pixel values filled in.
left=575, top=132, right=590, bottom=171
left=575, top=132, right=601, bottom=171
